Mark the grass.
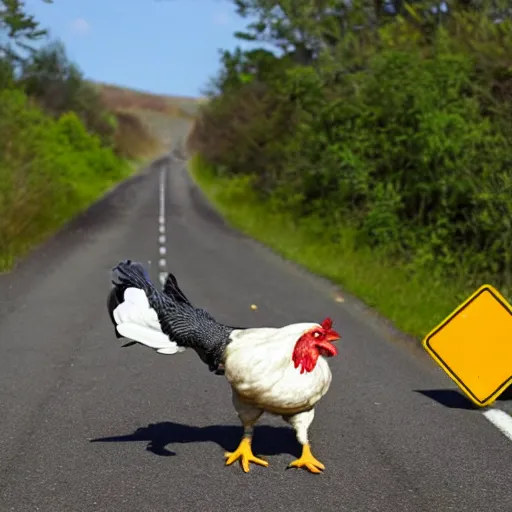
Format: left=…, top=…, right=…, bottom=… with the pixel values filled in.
left=0, top=159, right=134, bottom=273
left=188, top=153, right=471, bottom=340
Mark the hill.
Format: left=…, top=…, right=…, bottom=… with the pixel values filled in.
left=94, top=82, right=203, bottom=153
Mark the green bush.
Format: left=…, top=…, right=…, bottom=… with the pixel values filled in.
left=318, top=50, right=512, bottom=278
left=191, top=39, right=512, bottom=292
left=0, top=88, right=130, bottom=270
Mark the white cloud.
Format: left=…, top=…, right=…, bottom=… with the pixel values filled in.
left=212, top=11, right=231, bottom=26
left=70, top=18, right=90, bottom=36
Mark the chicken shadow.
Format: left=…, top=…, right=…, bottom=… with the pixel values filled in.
left=90, top=421, right=301, bottom=458
left=414, top=384, right=512, bottom=410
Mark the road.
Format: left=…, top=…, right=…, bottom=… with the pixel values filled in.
left=0, top=153, right=511, bottom=512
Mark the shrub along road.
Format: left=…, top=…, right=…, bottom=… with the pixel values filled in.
left=0, top=154, right=511, bottom=512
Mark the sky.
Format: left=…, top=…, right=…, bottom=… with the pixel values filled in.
left=24, top=0, right=255, bottom=97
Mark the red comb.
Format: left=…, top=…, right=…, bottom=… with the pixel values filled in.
left=321, top=317, right=333, bottom=330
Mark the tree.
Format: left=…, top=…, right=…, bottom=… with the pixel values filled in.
left=18, top=40, right=116, bottom=144
left=231, top=0, right=405, bottom=65
left=0, top=0, right=52, bottom=62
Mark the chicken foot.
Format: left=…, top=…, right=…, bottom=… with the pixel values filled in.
left=224, top=436, right=269, bottom=473
left=285, top=409, right=325, bottom=474
left=225, top=392, right=268, bottom=473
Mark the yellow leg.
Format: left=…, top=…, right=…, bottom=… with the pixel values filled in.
left=224, top=437, right=269, bottom=473
left=288, top=444, right=325, bottom=474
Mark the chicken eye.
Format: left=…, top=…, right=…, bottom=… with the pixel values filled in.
left=313, top=331, right=320, bottom=338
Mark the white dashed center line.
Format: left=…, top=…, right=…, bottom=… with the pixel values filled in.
left=483, top=408, right=512, bottom=442
left=158, top=168, right=168, bottom=286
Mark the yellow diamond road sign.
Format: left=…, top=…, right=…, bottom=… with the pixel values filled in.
left=422, top=284, right=512, bottom=407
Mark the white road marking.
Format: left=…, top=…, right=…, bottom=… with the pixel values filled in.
left=159, top=272, right=167, bottom=286
left=159, top=170, right=165, bottom=219
left=483, top=408, right=512, bottom=442
left=158, top=168, right=167, bottom=286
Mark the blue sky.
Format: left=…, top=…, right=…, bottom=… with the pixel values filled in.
left=24, top=0, right=253, bottom=97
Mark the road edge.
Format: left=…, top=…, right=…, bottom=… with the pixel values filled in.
left=0, top=156, right=165, bottom=312
left=183, top=156, right=428, bottom=362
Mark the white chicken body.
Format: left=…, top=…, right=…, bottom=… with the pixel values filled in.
left=224, top=323, right=332, bottom=415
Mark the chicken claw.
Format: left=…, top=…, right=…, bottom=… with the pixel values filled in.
left=288, top=444, right=325, bottom=474
left=224, top=437, right=269, bottom=473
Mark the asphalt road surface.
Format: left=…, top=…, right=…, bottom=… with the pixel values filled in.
left=0, top=154, right=511, bottom=512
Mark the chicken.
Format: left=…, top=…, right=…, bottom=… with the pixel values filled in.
left=107, top=259, right=341, bottom=474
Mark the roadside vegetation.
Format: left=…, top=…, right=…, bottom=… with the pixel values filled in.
left=0, top=0, right=194, bottom=271
left=188, top=0, right=512, bottom=339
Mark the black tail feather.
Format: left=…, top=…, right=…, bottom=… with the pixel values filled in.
left=106, top=259, right=235, bottom=374
left=112, top=260, right=157, bottom=294
left=162, top=272, right=192, bottom=306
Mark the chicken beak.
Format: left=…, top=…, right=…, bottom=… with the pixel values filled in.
left=326, top=330, right=341, bottom=343
left=319, top=330, right=340, bottom=357
left=317, top=339, right=339, bottom=357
